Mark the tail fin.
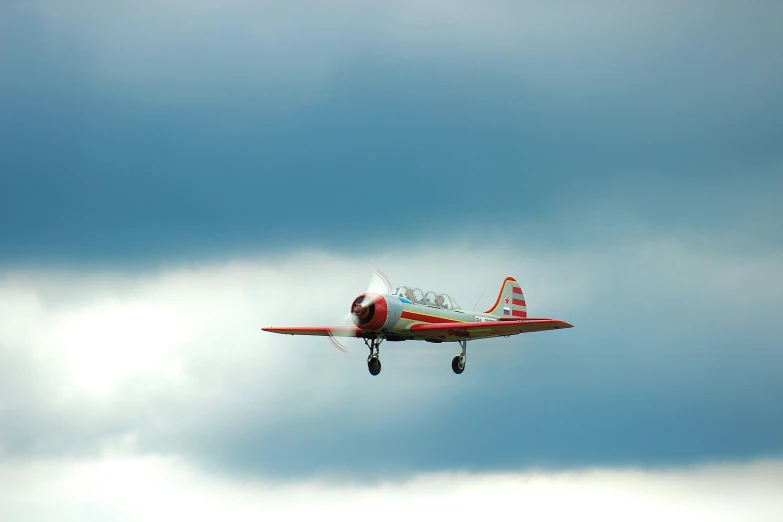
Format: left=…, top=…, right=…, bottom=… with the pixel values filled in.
left=484, top=277, right=527, bottom=318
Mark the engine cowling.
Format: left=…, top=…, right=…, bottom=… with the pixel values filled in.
left=350, top=292, right=389, bottom=331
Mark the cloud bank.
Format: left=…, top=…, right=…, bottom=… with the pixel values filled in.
left=2, top=235, right=780, bottom=481
left=2, top=456, right=781, bottom=522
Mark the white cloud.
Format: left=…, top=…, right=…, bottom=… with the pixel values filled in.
left=0, top=236, right=780, bottom=473
left=1, top=456, right=781, bottom=522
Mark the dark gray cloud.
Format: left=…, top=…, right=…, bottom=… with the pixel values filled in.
left=1, top=1, right=781, bottom=265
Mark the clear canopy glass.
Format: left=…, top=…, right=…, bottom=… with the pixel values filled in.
left=391, top=286, right=461, bottom=310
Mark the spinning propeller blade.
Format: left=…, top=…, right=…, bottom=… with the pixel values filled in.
left=369, top=269, right=392, bottom=294
left=327, top=269, right=391, bottom=353
left=327, top=319, right=351, bottom=353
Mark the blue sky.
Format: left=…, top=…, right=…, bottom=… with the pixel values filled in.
left=1, top=1, right=782, bottom=518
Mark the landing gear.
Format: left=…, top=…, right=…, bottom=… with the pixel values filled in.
left=368, top=357, right=381, bottom=376
left=452, top=338, right=467, bottom=374
left=365, top=336, right=384, bottom=376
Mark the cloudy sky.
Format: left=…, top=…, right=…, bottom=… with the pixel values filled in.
left=1, top=1, right=782, bottom=520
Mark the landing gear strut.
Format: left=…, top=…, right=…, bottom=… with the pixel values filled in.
left=451, top=338, right=467, bottom=374
left=365, top=336, right=383, bottom=376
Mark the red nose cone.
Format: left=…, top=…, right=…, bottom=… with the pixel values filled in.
left=350, top=292, right=389, bottom=331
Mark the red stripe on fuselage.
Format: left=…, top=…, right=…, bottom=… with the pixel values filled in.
left=400, top=310, right=463, bottom=324
left=512, top=298, right=526, bottom=306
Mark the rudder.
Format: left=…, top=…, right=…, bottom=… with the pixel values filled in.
left=484, top=277, right=527, bottom=318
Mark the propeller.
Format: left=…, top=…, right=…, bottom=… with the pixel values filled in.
left=328, top=269, right=392, bottom=352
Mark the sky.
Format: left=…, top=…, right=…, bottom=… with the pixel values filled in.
left=1, top=1, right=782, bottom=520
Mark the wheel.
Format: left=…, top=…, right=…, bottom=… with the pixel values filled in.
left=451, top=356, right=464, bottom=374
left=368, top=357, right=382, bottom=376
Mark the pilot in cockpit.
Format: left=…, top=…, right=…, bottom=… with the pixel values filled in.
left=436, top=294, right=449, bottom=309
left=405, top=288, right=416, bottom=303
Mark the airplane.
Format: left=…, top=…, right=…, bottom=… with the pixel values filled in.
left=262, top=273, right=573, bottom=376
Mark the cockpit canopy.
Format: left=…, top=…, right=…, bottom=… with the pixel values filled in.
left=391, top=286, right=461, bottom=310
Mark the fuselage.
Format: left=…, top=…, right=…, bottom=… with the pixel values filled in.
left=352, top=291, right=503, bottom=340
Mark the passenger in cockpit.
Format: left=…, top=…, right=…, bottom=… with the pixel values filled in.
left=436, top=295, right=449, bottom=309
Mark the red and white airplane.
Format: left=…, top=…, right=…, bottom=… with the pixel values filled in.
left=263, top=272, right=572, bottom=375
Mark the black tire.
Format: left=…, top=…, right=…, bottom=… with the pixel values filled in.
left=452, top=356, right=464, bottom=374
left=368, top=357, right=382, bottom=376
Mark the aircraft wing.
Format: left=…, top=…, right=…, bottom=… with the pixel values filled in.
left=408, top=318, right=572, bottom=341
left=261, top=326, right=372, bottom=338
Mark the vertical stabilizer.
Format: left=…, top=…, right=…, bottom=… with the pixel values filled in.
left=484, top=277, right=527, bottom=318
